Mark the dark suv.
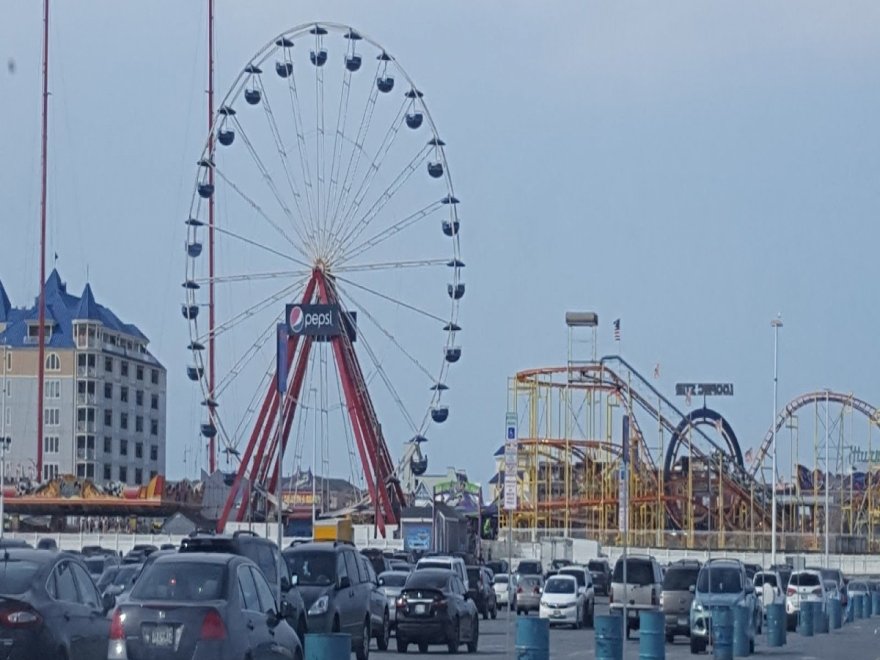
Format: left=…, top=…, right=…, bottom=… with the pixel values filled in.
left=588, top=558, right=612, bottom=596
left=179, top=530, right=308, bottom=642
left=284, top=541, right=390, bottom=660
left=660, top=559, right=701, bottom=642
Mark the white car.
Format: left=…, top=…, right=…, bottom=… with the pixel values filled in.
left=493, top=573, right=515, bottom=608
left=557, top=566, right=595, bottom=627
left=754, top=570, right=783, bottom=622
left=785, top=569, right=825, bottom=631
left=539, top=575, right=586, bottom=628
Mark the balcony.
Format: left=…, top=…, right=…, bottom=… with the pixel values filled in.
left=76, top=448, right=96, bottom=461
left=76, top=420, right=96, bottom=433
left=76, top=366, right=97, bottom=378
left=76, top=393, right=97, bottom=405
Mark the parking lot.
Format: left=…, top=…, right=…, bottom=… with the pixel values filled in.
left=373, top=597, right=880, bottom=658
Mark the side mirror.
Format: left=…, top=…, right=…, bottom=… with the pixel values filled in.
left=280, top=576, right=292, bottom=592
left=279, top=600, right=295, bottom=620
left=688, top=585, right=696, bottom=594
left=290, top=574, right=298, bottom=587
left=102, top=592, right=116, bottom=614
left=378, top=577, right=385, bottom=587
left=338, top=576, right=352, bottom=590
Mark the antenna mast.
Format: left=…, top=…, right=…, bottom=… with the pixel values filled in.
left=36, top=0, right=50, bottom=482
left=207, top=0, right=217, bottom=474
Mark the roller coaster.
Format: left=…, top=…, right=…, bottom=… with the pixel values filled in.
left=495, top=356, right=880, bottom=553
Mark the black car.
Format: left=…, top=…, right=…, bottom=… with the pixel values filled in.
left=98, top=563, right=142, bottom=598
left=361, top=548, right=393, bottom=576
left=83, top=553, right=120, bottom=580
left=485, top=560, right=509, bottom=576
left=109, top=553, right=302, bottom=660
left=466, top=565, right=498, bottom=620
left=516, top=559, right=543, bottom=577
left=588, top=558, right=612, bottom=596
left=180, top=530, right=308, bottom=643
left=0, top=549, right=116, bottom=659
left=395, top=568, right=479, bottom=653
left=283, top=541, right=384, bottom=660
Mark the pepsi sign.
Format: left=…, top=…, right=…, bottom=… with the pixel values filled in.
left=285, top=304, right=357, bottom=342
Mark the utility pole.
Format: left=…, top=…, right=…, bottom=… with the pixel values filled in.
left=770, top=315, right=783, bottom=566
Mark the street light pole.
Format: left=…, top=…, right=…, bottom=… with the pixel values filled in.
left=0, top=437, right=10, bottom=540
left=771, top=315, right=783, bottom=566
left=824, top=389, right=830, bottom=565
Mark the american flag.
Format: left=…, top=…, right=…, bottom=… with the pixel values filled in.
left=744, top=448, right=754, bottom=465
left=613, top=319, right=621, bottom=342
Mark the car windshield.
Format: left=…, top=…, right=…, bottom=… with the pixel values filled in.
left=820, top=569, right=839, bottom=582
left=849, top=581, right=867, bottom=592
left=518, top=562, right=541, bottom=574
left=379, top=572, right=407, bottom=587
left=824, top=581, right=838, bottom=592
left=0, top=560, right=40, bottom=594
left=494, top=574, right=508, bottom=584
left=587, top=561, right=605, bottom=572
left=519, top=576, right=541, bottom=589
left=696, top=567, right=742, bottom=594
left=84, top=557, right=105, bottom=574
left=418, top=561, right=451, bottom=571
left=405, top=572, right=448, bottom=590
left=130, top=563, right=225, bottom=602
left=284, top=552, right=336, bottom=587
left=664, top=567, right=699, bottom=591
left=790, top=573, right=820, bottom=587
left=559, top=569, right=586, bottom=586
left=466, top=568, right=481, bottom=584
left=613, top=559, right=654, bottom=586
left=544, top=578, right=575, bottom=594
left=755, top=573, right=777, bottom=588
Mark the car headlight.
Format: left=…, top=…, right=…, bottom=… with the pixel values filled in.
left=692, top=601, right=704, bottom=613
left=540, top=600, right=550, bottom=607
left=308, top=595, right=329, bottom=616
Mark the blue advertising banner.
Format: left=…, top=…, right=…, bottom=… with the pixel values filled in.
left=276, top=324, right=288, bottom=394
left=285, top=304, right=357, bottom=342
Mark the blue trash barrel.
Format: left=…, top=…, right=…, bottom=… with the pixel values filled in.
left=595, top=614, right=623, bottom=660
left=732, top=605, right=750, bottom=656
left=798, top=601, right=814, bottom=637
left=828, top=598, right=842, bottom=630
left=305, top=633, right=351, bottom=660
left=846, top=597, right=855, bottom=623
left=515, top=616, right=550, bottom=660
left=812, top=602, right=828, bottom=634
left=867, top=591, right=874, bottom=617
left=873, top=592, right=880, bottom=617
left=638, top=610, right=665, bottom=660
left=765, top=603, right=785, bottom=647
left=712, top=606, right=734, bottom=660
left=856, top=594, right=866, bottom=619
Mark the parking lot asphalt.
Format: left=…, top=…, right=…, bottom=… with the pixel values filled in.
left=372, top=597, right=880, bottom=658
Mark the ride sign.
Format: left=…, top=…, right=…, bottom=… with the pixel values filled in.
left=286, top=304, right=357, bottom=342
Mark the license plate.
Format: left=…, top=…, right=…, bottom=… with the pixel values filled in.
left=144, top=625, right=174, bottom=648
left=415, top=604, right=427, bottom=614
left=678, top=616, right=689, bottom=626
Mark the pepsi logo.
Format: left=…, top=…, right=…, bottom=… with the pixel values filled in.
left=289, top=305, right=305, bottom=333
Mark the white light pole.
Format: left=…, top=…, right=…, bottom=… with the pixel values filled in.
left=771, top=315, right=783, bottom=566
left=0, top=437, right=10, bottom=539
left=824, top=389, right=830, bottom=566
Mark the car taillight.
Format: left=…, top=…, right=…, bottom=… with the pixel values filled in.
left=0, top=605, right=41, bottom=629
left=786, top=587, right=796, bottom=596
left=396, top=597, right=407, bottom=609
left=517, top=587, right=523, bottom=594
left=533, top=587, right=540, bottom=595
left=434, top=597, right=448, bottom=610
left=109, top=609, right=125, bottom=640
left=108, top=609, right=128, bottom=660
left=659, top=592, right=664, bottom=607
left=199, top=610, right=227, bottom=640
left=812, top=588, right=822, bottom=597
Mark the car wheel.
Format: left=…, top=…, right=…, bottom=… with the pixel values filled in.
left=666, top=633, right=675, bottom=644
left=447, top=618, right=460, bottom=653
left=491, top=604, right=497, bottom=620
left=297, top=617, right=308, bottom=645
left=355, top=619, right=370, bottom=660
left=397, top=637, right=409, bottom=653
left=482, top=603, right=489, bottom=620
left=418, top=641, right=429, bottom=653
left=376, top=611, right=390, bottom=651
left=690, top=636, right=704, bottom=654
left=575, top=605, right=583, bottom=629
left=467, top=618, right=479, bottom=653
left=586, top=601, right=594, bottom=628
left=332, top=615, right=341, bottom=633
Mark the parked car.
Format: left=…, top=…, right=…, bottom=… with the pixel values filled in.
left=180, top=530, right=308, bottom=643
left=486, top=559, right=509, bottom=576
left=690, top=559, right=756, bottom=654
left=361, top=548, right=393, bottom=577
left=769, top=564, right=793, bottom=590
left=818, top=567, right=847, bottom=608
left=845, top=579, right=869, bottom=612
left=539, top=574, right=587, bottom=628
left=660, top=559, right=701, bottom=642
left=389, top=560, right=414, bottom=573
left=394, top=568, right=479, bottom=653
left=81, top=545, right=117, bottom=557
left=415, top=555, right=469, bottom=590
left=588, top=558, right=612, bottom=596
left=609, top=555, right=663, bottom=639
left=98, top=563, right=141, bottom=599
left=466, top=565, right=498, bottom=620
left=357, top=553, right=392, bottom=652
left=108, top=552, right=302, bottom=660
left=0, top=549, right=115, bottom=659
left=516, top=559, right=544, bottom=578
left=493, top=573, right=515, bottom=609
left=515, top=575, right=544, bottom=615
left=744, top=563, right=761, bottom=582
left=83, top=552, right=120, bottom=580
left=785, top=569, right=825, bottom=631
left=36, top=538, right=58, bottom=551
left=391, top=551, right=415, bottom=564
left=557, top=565, right=595, bottom=626
left=378, top=570, right=410, bottom=631
left=283, top=541, right=378, bottom=660
left=753, top=570, right=784, bottom=616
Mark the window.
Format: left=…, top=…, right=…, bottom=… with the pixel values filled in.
left=120, top=386, right=128, bottom=403
left=104, top=383, right=112, bottom=399
left=135, top=442, right=143, bottom=459
left=76, top=463, right=85, bottom=478
left=3, top=380, right=10, bottom=399
left=42, top=463, right=59, bottom=481
left=118, top=466, right=127, bottom=482
left=43, top=436, right=59, bottom=454
left=103, top=464, right=111, bottom=481
left=150, top=470, right=157, bottom=480
left=135, top=416, right=143, bottom=433
left=150, top=445, right=158, bottom=461
left=136, top=390, right=143, bottom=407
left=3, top=408, right=9, bottom=427
left=150, top=419, right=158, bottom=436
left=104, top=357, right=113, bottom=373
left=43, top=407, right=60, bottom=427
left=134, top=468, right=142, bottom=484
left=151, top=369, right=159, bottom=385
left=120, top=439, right=128, bottom=456
left=120, top=412, right=128, bottom=430
left=52, top=562, right=80, bottom=603
left=46, top=353, right=60, bottom=371
left=4, top=352, right=10, bottom=371
left=104, top=410, right=112, bottom=427
left=136, top=365, right=144, bottom=381
left=120, top=361, right=129, bottom=378
left=45, top=379, right=60, bottom=399
left=71, top=563, right=100, bottom=609
left=150, top=394, right=158, bottom=410
left=343, top=551, right=359, bottom=586
left=238, top=565, right=261, bottom=612
left=251, top=566, right=277, bottom=614
left=696, top=567, right=742, bottom=595
left=103, top=437, right=112, bottom=453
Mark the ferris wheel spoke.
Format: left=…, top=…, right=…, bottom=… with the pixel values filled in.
left=327, top=60, right=383, bottom=233
left=323, top=65, right=354, bottom=250
left=255, top=78, right=318, bottom=248
left=195, top=280, right=304, bottom=344
left=195, top=269, right=312, bottom=286
left=213, top=225, right=311, bottom=269
left=283, top=52, right=319, bottom=240
left=333, top=274, right=449, bottom=324
left=332, top=98, right=408, bottom=236
left=332, top=144, right=431, bottom=259
left=229, top=353, right=276, bottom=444
left=313, top=33, right=328, bottom=255
left=336, top=282, right=436, bottom=383
left=337, top=200, right=444, bottom=263
left=214, top=317, right=280, bottom=398
left=213, top=165, right=310, bottom=260
left=333, top=258, right=449, bottom=274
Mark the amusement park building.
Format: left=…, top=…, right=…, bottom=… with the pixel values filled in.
left=0, top=270, right=166, bottom=485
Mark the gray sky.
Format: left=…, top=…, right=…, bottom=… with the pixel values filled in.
left=2, top=2, right=879, bottom=489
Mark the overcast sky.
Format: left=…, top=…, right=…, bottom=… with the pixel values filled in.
left=2, top=2, right=879, bottom=489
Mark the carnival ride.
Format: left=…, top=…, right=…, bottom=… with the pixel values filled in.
left=183, top=23, right=463, bottom=534
left=496, top=356, right=880, bottom=552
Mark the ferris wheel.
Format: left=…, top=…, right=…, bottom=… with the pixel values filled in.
left=182, top=22, right=463, bottom=533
